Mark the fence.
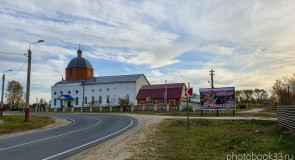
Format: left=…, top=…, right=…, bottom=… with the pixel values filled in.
left=277, top=106, right=295, bottom=133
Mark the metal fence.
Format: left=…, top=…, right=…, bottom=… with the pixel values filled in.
left=277, top=106, right=295, bottom=133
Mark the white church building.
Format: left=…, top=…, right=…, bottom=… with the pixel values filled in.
left=51, top=48, right=149, bottom=108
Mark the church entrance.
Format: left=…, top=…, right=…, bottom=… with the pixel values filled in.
left=68, top=101, right=72, bottom=108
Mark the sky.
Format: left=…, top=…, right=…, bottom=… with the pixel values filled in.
left=0, top=0, right=295, bottom=103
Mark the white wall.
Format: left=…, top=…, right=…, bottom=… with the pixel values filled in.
left=51, top=80, right=142, bottom=108
left=51, top=82, right=82, bottom=108
left=84, top=82, right=137, bottom=106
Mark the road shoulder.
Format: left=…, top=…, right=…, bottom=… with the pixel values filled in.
left=0, top=117, right=71, bottom=139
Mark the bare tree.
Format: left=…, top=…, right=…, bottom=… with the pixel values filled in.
left=272, top=75, right=295, bottom=105
left=39, top=98, right=47, bottom=105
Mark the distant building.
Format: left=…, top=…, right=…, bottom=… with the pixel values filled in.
left=51, top=48, right=149, bottom=108
left=136, top=83, right=187, bottom=110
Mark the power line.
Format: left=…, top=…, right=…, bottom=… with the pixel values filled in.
left=0, top=51, right=26, bottom=56
left=6, top=60, right=28, bottom=77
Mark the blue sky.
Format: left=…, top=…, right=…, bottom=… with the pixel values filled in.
left=0, top=0, right=295, bottom=103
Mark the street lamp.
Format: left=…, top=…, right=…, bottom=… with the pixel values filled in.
left=25, top=40, right=44, bottom=121
left=0, top=69, right=13, bottom=116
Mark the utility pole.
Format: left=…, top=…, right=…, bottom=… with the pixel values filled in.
left=81, top=81, right=84, bottom=112
left=209, top=69, right=215, bottom=89
left=187, top=82, right=190, bottom=130
left=1, top=69, right=12, bottom=116
left=0, top=74, right=4, bottom=116
left=288, top=85, right=291, bottom=105
left=25, top=40, right=44, bottom=121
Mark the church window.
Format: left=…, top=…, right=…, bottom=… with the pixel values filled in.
left=92, top=96, right=95, bottom=105
left=85, top=97, right=87, bottom=104
left=60, top=91, right=63, bottom=94
left=75, top=90, right=78, bottom=94
left=70, top=69, right=73, bottom=75
left=99, top=89, right=102, bottom=92
left=106, top=95, right=110, bottom=104
left=54, top=98, right=56, bottom=105
left=107, top=88, right=109, bottom=91
left=92, top=89, right=94, bottom=92
left=68, top=91, right=71, bottom=94
left=90, top=70, right=92, bottom=76
left=99, top=96, right=102, bottom=104
left=75, top=97, right=78, bottom=105
left=60, top=100, right=63, bottom=106
left=54, top=92, right=56, bottom=95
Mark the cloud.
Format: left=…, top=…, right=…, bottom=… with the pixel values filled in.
left=1, top=0, right=295, bottom=102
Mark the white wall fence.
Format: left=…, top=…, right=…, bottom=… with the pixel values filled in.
left=277, top=106, right=295, bottom=133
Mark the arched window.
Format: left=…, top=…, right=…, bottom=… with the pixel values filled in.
left=60, top=91, right=63, bottom=94
left=54, top=98, right=56, bottom=105
left=85, top=97, right=87, bottom=104
left=90, top=70, right=92, bottom=76
left=75, top=97, right=78, bottom=105
left=99, top=96, right=102, bottom=104
left=54, top=92, right=56, bottom=95
left=91, top=96, right=95, bottom=105
left=70, top=69, right=73, bottom=75
left=92, top=89, right=94, bottom=92
left=106, top=95, right=110, bottom=104
left=75, top=90, right=78, bottom=94
left=68, top=90, right=71, bottom=94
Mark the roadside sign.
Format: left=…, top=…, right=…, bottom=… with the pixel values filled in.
left=185, top=88, right=193, bottom=97
left=199, top=87, right=235, bottom=110
left=146, top=97, right=151, bottom=101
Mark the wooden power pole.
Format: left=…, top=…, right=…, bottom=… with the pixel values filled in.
left=209, top=69, right=215, bottom=89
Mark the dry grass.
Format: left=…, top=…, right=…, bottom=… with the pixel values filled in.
left=131, top=119, right=295, bottom=160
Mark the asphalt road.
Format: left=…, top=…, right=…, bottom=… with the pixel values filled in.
left=0, top=113, right=138, bottom=160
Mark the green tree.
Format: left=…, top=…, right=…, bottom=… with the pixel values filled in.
left=117, top=97, right=133, bottom=111
left=5, top=80, right=24, bottom=109
left=39, top=98, right=47, bottom=105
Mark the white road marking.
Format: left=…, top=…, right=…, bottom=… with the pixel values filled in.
left=42, top=118, right=134, bottom=160
left=0, top=117, right=101, bottom=151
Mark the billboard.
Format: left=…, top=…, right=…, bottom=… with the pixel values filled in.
left=199, top=87, right=235, bottom=110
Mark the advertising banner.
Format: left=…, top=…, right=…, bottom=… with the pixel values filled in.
left=199, top=87, right=235, bottom=110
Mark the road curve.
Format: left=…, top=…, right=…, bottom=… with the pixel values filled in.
left=0, top=113, right=138, bottom=160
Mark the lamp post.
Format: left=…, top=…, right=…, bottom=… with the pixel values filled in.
left=1, top=69, right=13, bottom=116
left=81, top=81, right=84, bottom=112
left=25, top=40, right=44, bottom=121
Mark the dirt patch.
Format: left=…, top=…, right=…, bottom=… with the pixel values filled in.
left=65, top=114, right=166, bottom=160
left=0, top=117, right=71, bottom=138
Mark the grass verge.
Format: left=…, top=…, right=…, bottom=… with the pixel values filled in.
left=0, top=115, right=55, bottom=135
left=132, top=119, right=295, bottom=160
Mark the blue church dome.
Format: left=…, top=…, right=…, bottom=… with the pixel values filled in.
left=66, top=48, right=93, bottom=69
left=66, top=57, right=93, bottom=69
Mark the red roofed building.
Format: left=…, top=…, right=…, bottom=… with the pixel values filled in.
left=136, top=83, right=187, bottom=110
